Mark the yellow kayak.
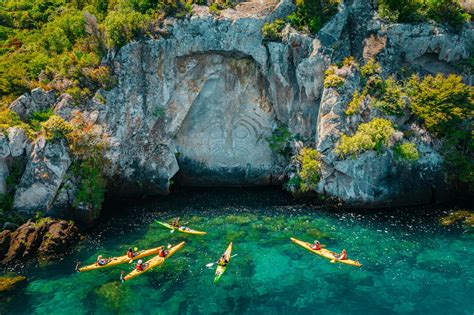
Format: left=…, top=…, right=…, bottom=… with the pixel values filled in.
left=79, top=246, right=163, bottom=272
left=156, top=221, right=207, bottom=235
left=124, top=242, right=185, bottom=281
left=214, top=242, right=232, bottom=284
left=290, top=237, right=362, bottom=268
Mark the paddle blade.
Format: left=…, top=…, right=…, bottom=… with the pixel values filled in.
left=170, top=229, right=175, bottom=233
left=206, top=263, right=214, bottom=268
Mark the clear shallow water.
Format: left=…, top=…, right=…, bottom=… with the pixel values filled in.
left=1, top=188, right=473, bottom=315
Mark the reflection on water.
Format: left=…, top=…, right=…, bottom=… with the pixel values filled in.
left=1, top=188, right=473, bottom=314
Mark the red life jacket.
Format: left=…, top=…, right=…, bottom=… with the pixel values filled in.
left=136, top=263, right=144, bottom=271
left=127, top=252, right=133, bottom=258
left=159, top=250, right=166, bottom=258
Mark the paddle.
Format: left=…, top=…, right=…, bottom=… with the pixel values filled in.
left=206, top=254, right=238, bottom=268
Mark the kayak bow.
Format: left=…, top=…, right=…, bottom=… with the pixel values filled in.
left=124, top=242, right=185, bottom=281
left=78, top=245, right=163, bottom=272
left=214, top=242, right=233, bottom=284
left=156, top=221, right=207, bottom=235
left=290, top=237, right=362, bottom=268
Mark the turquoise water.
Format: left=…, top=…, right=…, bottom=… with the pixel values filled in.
left=1, top=188, right=473, bottom=314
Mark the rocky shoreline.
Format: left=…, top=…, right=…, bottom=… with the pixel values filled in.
left=0, top=0, right=472, bottom=237
left=0, top=218, right=79, bottom=266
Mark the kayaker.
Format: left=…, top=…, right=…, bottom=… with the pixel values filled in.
left=75, top=261, right=81, bottom=272
left=158, top=248, right=169, bottom=258
left=120, top=271, right=125, bottom=283
left=335, top=249, right=347, bottom=260
left=217, top=254, right=229, bottom=267
left=136, top=260, right=145, bottom=271
left=310, top=240, right=321, bottom=250
left=171, top=217, right=180, bottom=228
left=96, top=255, right=108, bottom=266
left=127, top=248, right=134, bottom=259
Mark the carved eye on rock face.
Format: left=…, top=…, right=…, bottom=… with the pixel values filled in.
left=210, top=126, right=223, bottom=139
left=234, top=125, right=249, bottom=140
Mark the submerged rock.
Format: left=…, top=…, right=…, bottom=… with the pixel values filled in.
left=0, top=274, right=26, bottom=292
left=440, top=210, right=474, bottom=228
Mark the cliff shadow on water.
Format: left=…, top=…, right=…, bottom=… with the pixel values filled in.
left=100, top=186, right=467, bottom=226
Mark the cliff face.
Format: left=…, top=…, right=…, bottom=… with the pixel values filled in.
left=3, top=0, right=473, bottom=221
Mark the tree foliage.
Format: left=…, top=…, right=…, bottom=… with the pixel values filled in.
left=373, top=76, right=406, bottom=116
left=335, top=118, right=396, bottom=157
left=407, top=74, right=473, bottom=136
left=407, top=73, right=473, bottom=190
left=377, top=0, right=470, bottom=30
left=296, top=147, right=321, bottom=192
left=287, top=0, right=340, bottom=33
left=0, top=0, right=219, bottom=107
left=262, top=19, right=285, bottom=41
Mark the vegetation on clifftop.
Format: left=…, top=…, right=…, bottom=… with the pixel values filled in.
left=337, top=58, right=473, bottom=192
left=377, top=0, right=471, bottom=31
left=0, top=0, right=228, bottom=108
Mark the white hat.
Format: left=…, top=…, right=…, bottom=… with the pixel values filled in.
left=138, top=260, right=143, bottom=264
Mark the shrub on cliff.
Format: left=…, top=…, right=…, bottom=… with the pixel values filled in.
left=394, top=142, right=419, bottom=162
left=262, top=19, right=286, bottom=41
left=73, top=160, right=107, bottom=210
left=324, top=67, right=345, bottom=89
left=407, top=73, right=473, bottom=191
left=0, top=110, right=30, bottom=135
left=335, top=118, right=396, bottom=157
left=41, top=115, right=73, bottom=140
left=67, top=112, right=109, bottom=210
left=377, top=0, right=470, bottom=30
left=360, top=58, right=381, bottom=79
left=287, top=0, right=340, bottom=33
left=345, top=89, right=367, bottom=116
left=103, top=9, right=150, bottom=48
left=267, top=126, right=294, bottom=156
left=296, top=147, right=321, bottom=192
left=373, top=76, right=406, bottom=116
left=407, top=74, right=472, bottom=136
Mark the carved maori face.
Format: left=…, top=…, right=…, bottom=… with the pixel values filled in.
left=174, top=54, right=275, bottom=180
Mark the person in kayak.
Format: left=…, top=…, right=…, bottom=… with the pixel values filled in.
left=136, top=260, right=145, bottom=271
left=171, top=217, right=180, bottom=228
left=127, top=248, right=134, bottom=259
left=158, top=248, right=169, bottom=258
left=335, top=249, right=347, bottom=260
left=96, top=255, right=109, bottom=266
left=310, top=240, right=321, bottom=250
left=217, top=254, right=229, bottom=267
